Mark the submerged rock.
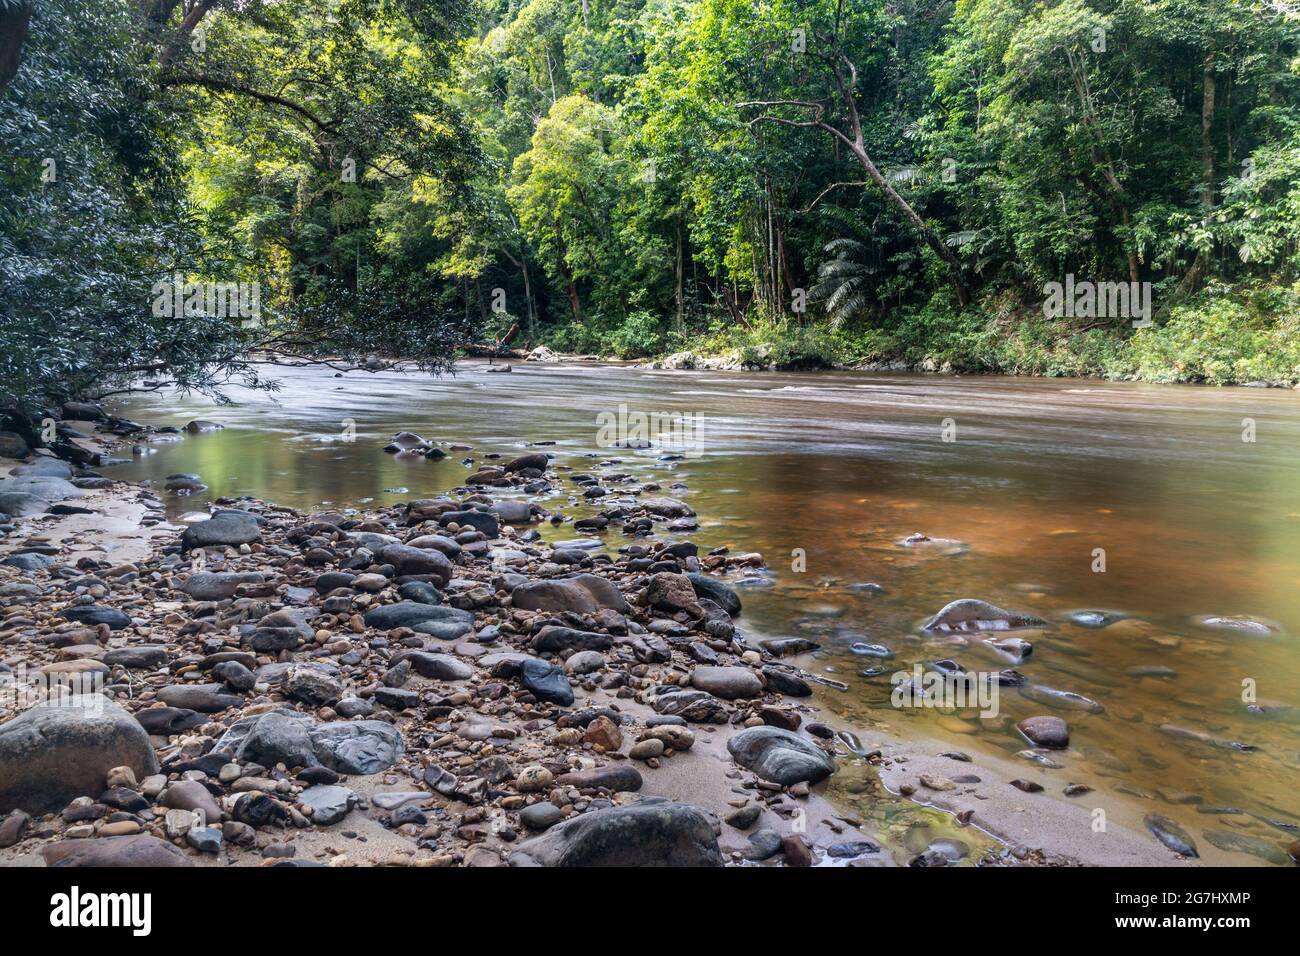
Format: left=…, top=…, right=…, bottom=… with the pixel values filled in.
left=922, top=598, right=1047, bottom=632
left=1144, top=813, right=1198, bottom=857
left=1192, top=614, right=1281, bottom=638
left=1017, top=715, right=1069, bottom=749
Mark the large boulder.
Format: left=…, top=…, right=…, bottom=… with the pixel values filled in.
left=727, top=726, right=836, bottom=786
left=0, top=696, right=158, bottom=814
left=11, top=459, right=72, bottom=478
left=61, top=401, right=107, bottom=421
left=922, top=599, right=1046, bottom=633
left=488, top=500, right=538, bottom=524
left=0, top=492, right=50, bottom=517
left=0, top=475, right=83, bottom=501
left=181, top=512, right=261, bottom=551
left=0, top=431, right=30, bottom=458
left=509, top=799, right=721, bottom=867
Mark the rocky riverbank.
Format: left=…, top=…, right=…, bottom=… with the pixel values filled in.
left=0, top=409, right=1239, bottom=868
left=0, top=426, right=901, bottom=867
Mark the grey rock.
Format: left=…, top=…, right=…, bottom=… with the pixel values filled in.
left=181, top=571, right=264, bottom=600
left=651, top=688, right=730, bottom=724
left=727, top=726, right=836, bottom=786
left=186, top=826, right=223, bottom=853
left=510, top=799, right=721, bottom=867
left=364, top=601, right=463, bottom=630
left=0, top=476, right=82, bottom=501
left=398, top=651, right=473, bottom=681
left=181, top=512, right=261, bottom=550
left=531, top=626, right=613, bottom=654
left=157, top=683, right=242, bottom=713
left=223, top=711, right=319, bottom=769
left=1145, top=813, right=1199, bottom=857
left=762, top=667, right=812, bottom=697
left=690, top=666, right=763, bottom=700
left=512, top=574, right=629, bottom=614
left=282, top=665, right=344, bottom=706
left=922, top=598, right=1047, bottom=632
left=0, top=493, right=51, bottom=518
left=378, top=543, right=453, bottom=585
left=1017, top=715, right=1069, bottom=749
left=308, top=720, right=404, bottom=775
left=0, top=696, right=158, bottom=814
left=519, top=801, right=563, bottom=831
left=556, top=765, right=643, bottom=793
left=57, top=605, right=131, bottom=630
left=42, top=834, right=191, bottom=868
left=520, top=658, right=573, bottom=706
left=686, top=573, right=741, bottom=616
left=439, top=510, right=499, bottom=537
left=102, top=645, right=167, bottom=669
left=300, top=784, right=355, bottom=825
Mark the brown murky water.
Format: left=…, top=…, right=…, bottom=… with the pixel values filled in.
left=110, top=362, right=1300, bottom=864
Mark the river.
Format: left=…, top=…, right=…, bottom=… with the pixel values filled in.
left=107, top=361, right=1300, bottom=864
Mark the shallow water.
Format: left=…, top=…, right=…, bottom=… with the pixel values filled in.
left=109, top=361, right=1300, bottom=863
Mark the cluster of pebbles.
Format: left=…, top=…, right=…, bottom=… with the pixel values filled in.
left=0, top=439, right=862, bottom=867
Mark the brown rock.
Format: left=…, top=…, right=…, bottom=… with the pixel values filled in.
left=583, top=715, right=623, bottom=752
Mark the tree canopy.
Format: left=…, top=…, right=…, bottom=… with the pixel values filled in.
left=3, top=0, right=1299, bottom=425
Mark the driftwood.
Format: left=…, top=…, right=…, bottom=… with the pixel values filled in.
left=462, top=322, right=524, bottom=359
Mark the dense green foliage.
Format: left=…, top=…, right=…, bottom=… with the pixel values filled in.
left=0, top=0, right=477, bottom=423
left=3, top=0, right=1299, bottom=423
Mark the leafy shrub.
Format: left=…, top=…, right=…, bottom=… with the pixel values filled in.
left=1130, top=285, right=1300, bottom=385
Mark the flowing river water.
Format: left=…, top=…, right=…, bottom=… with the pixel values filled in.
left=107, top=361, right=1300, bottom=865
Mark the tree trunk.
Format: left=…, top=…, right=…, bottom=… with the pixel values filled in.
left=0, top=2, right=31, bottom=99
left=674, top=214, right=684, bottom=335
left=521, top=254, right=535, bottom=343
left=1173, top=51, right=1218, bottom=302
left=845, top=141, right=969, bottom=305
